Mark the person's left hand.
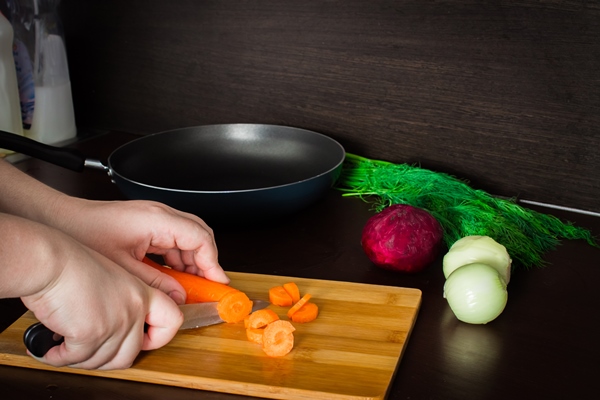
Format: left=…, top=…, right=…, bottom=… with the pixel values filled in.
left=54, top=199, right=229, bottom=304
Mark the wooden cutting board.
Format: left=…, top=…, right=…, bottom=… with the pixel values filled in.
left=0, top=272, right=421, bottom=400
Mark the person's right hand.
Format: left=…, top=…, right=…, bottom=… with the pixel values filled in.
left=18, top=223, right=183, bottom=370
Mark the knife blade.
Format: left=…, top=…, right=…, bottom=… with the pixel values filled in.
left=23, top=299, right=270, bottom=358
left=179, top=299, right=269, bottom=330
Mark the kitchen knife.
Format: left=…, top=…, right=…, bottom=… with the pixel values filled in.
left=23, top=299, right=270, bottom=358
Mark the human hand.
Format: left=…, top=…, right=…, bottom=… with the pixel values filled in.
left=0, top=161, right=227, bottom=303
left=52, top=199, right=229, bottom=304
left=19, top=228, right=183, bottom=370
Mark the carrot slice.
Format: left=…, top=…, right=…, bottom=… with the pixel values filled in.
left=290, top=302, right=319, bottom=323
left=217, top=291, right=254, bottom=323
left=247, top=309, right=279, bottom=329
left=269, top=286, right=293, bottom=307
left=246, top=328, right=265, bottom=345
left=286, top=293, right=312, bottom=318
left=262, top=320, right=295, bottom=357
left=283, top=282, right=301, bottom=304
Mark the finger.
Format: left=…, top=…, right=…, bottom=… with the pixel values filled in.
left=45, top=316, right=147, bottom=370
left=41, top=336, right=124, bottom=370
left=163, top=248, right=230, bottom=285
left=36, top=340, right=94, bottom=368
left=172, top=209, right=215, bottom=235
left=147, top=210, right=229, bottom=284
left=75, top=336, right=143, bottom=370
left=94, top=327, right=146, bottom=370
left=193, top=251, right=230, bottom=284
left=161, top=248, right=187, bottom=271
left=142, top=291, right=183, bottom=351
left=150, top=209, right=218, bottom=256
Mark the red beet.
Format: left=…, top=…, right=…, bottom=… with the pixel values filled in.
left=361, top=204, right=444, bottom=273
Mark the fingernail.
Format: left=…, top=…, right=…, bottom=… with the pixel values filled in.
left=169, top=291, right=185, bottom=305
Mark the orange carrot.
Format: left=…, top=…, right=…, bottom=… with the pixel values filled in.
left=286, top=293, right=312, bottom=318
left=269, top=286, right=293, bottom=307
left=217, top=291, right=254, bottom=323
left=246, top=327, right=264, bottom=345
left=247, top=309, right=279, bottom=329
left=290, top=302, right=319, bottom=323
left=143, top=256, right=252, bottom=323
left=262, top=320, right=295, bottom=357
left=143, top=256, right=237, bottom=303
left=283, top=282, right=301, bottom=304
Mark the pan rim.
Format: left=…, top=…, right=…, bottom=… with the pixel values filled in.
left=107, top=123, right=346, bottom=194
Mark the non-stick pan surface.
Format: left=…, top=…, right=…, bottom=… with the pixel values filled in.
left=0, top=124, right=345, bottom=225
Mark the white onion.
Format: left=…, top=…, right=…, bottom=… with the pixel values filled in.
left=443, top=235, right=512, bottom=284
left=443, top=263, right=508, bottom=324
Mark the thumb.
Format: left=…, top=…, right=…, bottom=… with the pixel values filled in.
left=142, top=290, right=183, bottom=351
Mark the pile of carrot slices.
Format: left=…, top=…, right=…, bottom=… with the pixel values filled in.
left=244, top=282, right=319, bottom=357
left=269, top=282, right=319, bottom=323
left=244, top=309, right=296, bottom=357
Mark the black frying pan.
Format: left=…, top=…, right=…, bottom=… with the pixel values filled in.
left=0, top=124, right=345, bottom=225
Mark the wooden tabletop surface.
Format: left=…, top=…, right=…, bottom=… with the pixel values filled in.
left=1, top=132, right=599, bottom=399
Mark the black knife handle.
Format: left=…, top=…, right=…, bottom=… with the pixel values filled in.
left=23, top=321, right=150, bottom=358
left=23, top=322, right=64, bottom=358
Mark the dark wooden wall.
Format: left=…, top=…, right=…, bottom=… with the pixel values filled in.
left=59, top=1, right=599, bottom=213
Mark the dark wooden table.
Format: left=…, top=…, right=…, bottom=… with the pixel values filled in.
left=2, top=132, right=599, bottom=399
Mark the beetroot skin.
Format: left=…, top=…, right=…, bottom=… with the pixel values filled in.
left=361, top=204, right=444, bottom=273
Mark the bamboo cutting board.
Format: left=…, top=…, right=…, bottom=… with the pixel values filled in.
left=0, top=272, right=421, bottom=400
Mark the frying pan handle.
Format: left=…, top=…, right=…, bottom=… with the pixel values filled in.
left=0, top=129, right=86, bottom=172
